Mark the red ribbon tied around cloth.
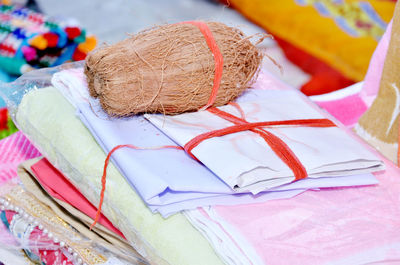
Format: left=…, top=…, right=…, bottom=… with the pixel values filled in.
left=90, top=21, right=336, bottom=229
left=186, top=103, right=336, bottom=180
left=91, top=106, right=336, bottom=229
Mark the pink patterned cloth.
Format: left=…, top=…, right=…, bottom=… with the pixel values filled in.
left=0, top=132, right=41, bottom=252
left=211, top=156, right=400, bottom=264
left=361, top=21, right=392, bottom=99
left=0, top=132, right=41, bottom=185
left=311, top=20, right=392, bottom=128
left=314, top=92, right=368, bottom=127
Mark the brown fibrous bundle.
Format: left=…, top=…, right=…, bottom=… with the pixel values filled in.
left=85, top=21, right=265, bottom=116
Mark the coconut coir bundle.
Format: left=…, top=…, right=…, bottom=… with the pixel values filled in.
left=85, top=21, right=263, bottom=116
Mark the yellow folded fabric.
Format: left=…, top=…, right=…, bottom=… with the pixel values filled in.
left=228, top=0, right=395, bottom=81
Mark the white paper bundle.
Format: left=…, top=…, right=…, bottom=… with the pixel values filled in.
left=146, top=90, right=384, bottom=194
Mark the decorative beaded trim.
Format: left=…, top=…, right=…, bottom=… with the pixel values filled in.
left=0, top=186, right=107, bottom=265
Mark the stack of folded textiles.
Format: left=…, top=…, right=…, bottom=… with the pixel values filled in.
left=1, top=57, right=400, bottom=265
left=0, top=132, right=146, bottom=264
left=52, top=67, right=384, bottom=217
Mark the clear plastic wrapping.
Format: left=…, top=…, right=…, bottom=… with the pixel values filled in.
left=0, top=62, right=83, bottom=117
left=0, top=183, right=134, bottom=265
left=0, top=63, right=223, bottom=265
left=0, top=63, right=154, bottom=265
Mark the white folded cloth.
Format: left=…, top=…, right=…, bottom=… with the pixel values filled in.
left=146, top=89, right=384, bottom=194
left=52, top=68, right=382, bottom=215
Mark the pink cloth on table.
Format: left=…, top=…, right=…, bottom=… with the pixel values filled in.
left=212, top=157, right=400, bottom=264
left=30, top=158, right=125, bottom=238
left=314, top=94, right=368, bottom=127
left=0, top=132, right=41, bottom=185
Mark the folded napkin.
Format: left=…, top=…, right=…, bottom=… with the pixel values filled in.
left=146, top=89, right=384, bottom=193
left=53, top=69, right=380, bottom=215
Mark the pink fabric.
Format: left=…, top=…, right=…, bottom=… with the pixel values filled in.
left=362, top=21, right=392, bottom=98
left=203, top=70, right=400, bottom=264
left=31, top=158, right=125, bottom=238
left=0, top=132, right=41, bottom=249
left=213, top=157, right=400, bottom=264
left=0, top=132, right=41, bottom=184
left=314, top=94, right=368, bottom=127
left=310, top=20, right=392, bottom=128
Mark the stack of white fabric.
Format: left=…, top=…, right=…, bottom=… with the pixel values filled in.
left=52, top=68, right=384, bottom=217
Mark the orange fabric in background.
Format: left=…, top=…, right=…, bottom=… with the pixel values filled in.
left=225, top=0, right=395, bottom=94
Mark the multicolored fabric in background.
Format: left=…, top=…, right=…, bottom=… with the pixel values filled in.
left=0, top=108, right=17, bottom=140
left=0, top=3, right=98, bottom=139
left=0, top=4, right=97, bottom=75
left=225, top=0, right=396, bottom=95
